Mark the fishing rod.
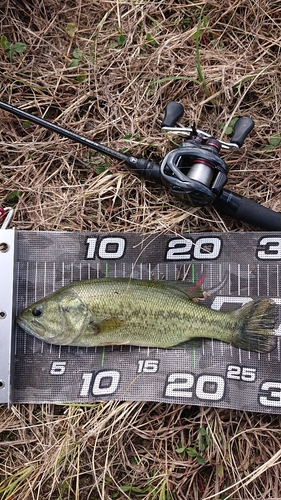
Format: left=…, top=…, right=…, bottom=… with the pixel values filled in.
left=1, top=99, right=281, bottom=230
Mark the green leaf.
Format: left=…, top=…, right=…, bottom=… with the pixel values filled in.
left=22, top=121, right=31, bottom=129
left=118, top=34, right=126, bottom=46
left=8, top=48, right=15, bottom=61
left=95, top=165, right=108, bottom=175
left=269, top=135, right=281, bottom=147
left=202, top=15, right=209, bottom=27
left=68, top=58, right=80, bottom=68
left=225, top=126, right=233, bottom=135
left=68, top=48, right=83, bottom=67
left=72, top=48, right=83, bottom=59
left=6, top=190, right=22, bottom=202
left=65, top=23, right=78, bottom=37
left=186, top=447, right=198, bottom=457
left=0, top=36, right=26, bottom=60
left=110, top=31, right=126, bottom=49
left=123, top=133, right=140, bottom=141
left=0, top=35, right=9, bottom=50
left=216, top=463, right=224, bottom=479
left=120, top=485, right=132, bottom=492
left=120, top=485, right=147, bottom=493
left=13, top=42, right=26, bottom=54
left=199, top=442, right=206, bottom=452
left=219, top=117, right=239, bottom=130
left=77, top=72, right=87, bottom=83
left=219, top=117, right=239, bottom=135
left=145, top=33, right=156, bottom=46
left=196, top=454, right=206, bottom=465
left=175, top=447, right=186, bottom=454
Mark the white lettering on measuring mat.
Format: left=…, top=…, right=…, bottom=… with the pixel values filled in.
left=165, top=237, right=222, bottom=260
left=86, top=237, right=126, bottom=260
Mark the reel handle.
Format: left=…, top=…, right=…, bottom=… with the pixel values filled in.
left=230, top=117, right=255, bottom=147
left=161, top=101, right=184, bottom=127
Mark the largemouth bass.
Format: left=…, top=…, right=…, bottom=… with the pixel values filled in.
left=17, top=278, right=277, bottom=352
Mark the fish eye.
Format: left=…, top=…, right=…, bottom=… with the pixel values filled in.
left=32, top=307, right=43, bottom=317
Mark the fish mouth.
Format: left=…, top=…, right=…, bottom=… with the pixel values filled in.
left=16, top=314, right=47, bottom=338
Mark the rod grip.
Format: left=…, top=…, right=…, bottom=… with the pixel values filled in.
left=214, top=189, right=281, bottom=230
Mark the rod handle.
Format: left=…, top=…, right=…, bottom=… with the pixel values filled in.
left=214, top=189, right=281, bottom=230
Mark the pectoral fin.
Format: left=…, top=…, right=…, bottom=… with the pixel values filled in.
left=67, top=316, right=125, bottom=347
left=88, top=316, right=124, bottom=335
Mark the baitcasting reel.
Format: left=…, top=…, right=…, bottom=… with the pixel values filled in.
left=160, top=101, right=254, bottom=207
left=0, top=99, right=281, bottom=230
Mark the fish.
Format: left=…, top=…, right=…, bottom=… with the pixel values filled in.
left=16, top=278, right=277, bottom=353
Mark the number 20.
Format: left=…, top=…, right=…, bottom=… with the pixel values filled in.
left=165, top=237, right=221, bottom=260
left=164, top=373, right=225, bottom=401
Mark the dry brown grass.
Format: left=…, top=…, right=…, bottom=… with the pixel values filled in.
left=1, top=0, right=281, bottom=498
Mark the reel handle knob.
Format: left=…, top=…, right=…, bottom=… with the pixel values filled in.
left=161, top=101, right=184, bottom=127
left=230, top=117, right=255, bottom=147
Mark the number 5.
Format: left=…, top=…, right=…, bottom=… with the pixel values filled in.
left=50, top=361, right=66, bottom=375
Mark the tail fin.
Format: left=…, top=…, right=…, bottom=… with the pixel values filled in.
left=233, top=299, right=277, bottom=353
